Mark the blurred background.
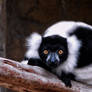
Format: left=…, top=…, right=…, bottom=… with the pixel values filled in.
left=0, top=0, right=92, bottom=92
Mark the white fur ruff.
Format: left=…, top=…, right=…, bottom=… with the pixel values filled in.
left=25, top=33, right=42, bottom=59
left=74, top=64, right=92, bottom=85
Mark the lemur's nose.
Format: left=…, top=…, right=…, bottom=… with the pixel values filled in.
left=47, top=53, right=59, bottom=68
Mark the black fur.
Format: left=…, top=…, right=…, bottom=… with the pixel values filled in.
left=70, top=27, right=92, bottom=68
left=38, top=35, right=69, bottom=66
left=60, top=71, right=76, bottom=87
left=28, top=58, right=51, bottom=71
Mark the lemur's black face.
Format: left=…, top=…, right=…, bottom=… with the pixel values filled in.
left=39, top=35, right=68, bottom=69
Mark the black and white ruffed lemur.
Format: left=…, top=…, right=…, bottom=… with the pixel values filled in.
left=21, top=21, right=92, bottom=87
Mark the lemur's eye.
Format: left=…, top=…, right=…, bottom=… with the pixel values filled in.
left=43, top=50, right=48, bottom=55
left=58, top=50, right=63, bottom=55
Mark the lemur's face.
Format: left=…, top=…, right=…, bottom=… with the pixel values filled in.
left=39, top=35, right=68, bottom=68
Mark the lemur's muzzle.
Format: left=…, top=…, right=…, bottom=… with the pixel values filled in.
left=46, top=53, right=60, bottom=68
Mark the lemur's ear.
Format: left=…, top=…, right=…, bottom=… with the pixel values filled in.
left=25, top=33, right=42, bottom=59
left=26, top=32, right=42, bottom=50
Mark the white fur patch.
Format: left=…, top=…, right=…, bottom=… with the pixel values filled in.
left=25, top=33, right=42, bottom=59
left=74, top=64, right=92, bottom=85
left=44, top=21, right=77, bottom=38
left=54, top=35, right=81, bottom=76
left=21, top=60, right=28, bottom=64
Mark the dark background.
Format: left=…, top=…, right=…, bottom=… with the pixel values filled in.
left=4, top=0, right=92, bottom=61
left=0, top=0, right=92, bottom=91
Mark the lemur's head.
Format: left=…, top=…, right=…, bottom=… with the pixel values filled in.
left=39, top=35, right=68, bottom=68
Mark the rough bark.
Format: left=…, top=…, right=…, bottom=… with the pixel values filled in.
left=0, top=57, right=79, bottom=92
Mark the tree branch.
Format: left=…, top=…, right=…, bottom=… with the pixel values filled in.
left=0, top=57, right=81, bottom=92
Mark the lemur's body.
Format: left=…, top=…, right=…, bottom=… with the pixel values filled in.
left=22, top=21, right=92, bottom=87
